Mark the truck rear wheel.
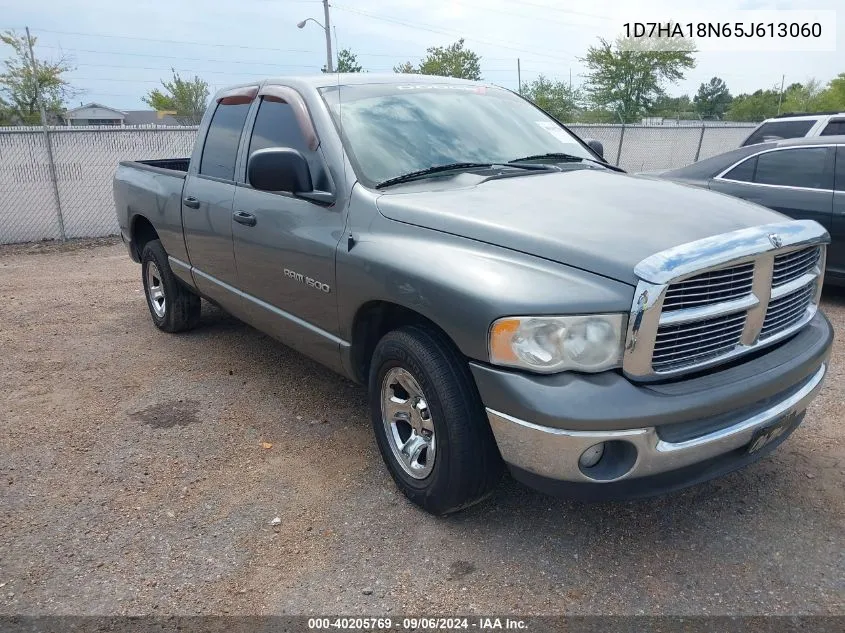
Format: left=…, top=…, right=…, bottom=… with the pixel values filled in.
left=141, top=240, right=201, bottom=333
left=369, top=325, right=503, bottom=515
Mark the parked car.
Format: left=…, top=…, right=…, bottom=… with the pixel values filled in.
left=114, top=75, right=832, bottom=514
left=649, top=136, right=844, bottom=286
left=740, top=112, right=845, bottom=147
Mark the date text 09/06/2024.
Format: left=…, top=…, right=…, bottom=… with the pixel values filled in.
left=307, top=617, right=528, bottom=630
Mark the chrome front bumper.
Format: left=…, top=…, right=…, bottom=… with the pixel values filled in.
left=487, top=363, right=826, bottom=484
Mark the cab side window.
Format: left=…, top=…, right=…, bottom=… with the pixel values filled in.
left=820, top=119, right=845, bottom=136
left=723, top=156, right=757, bottom=182
left=248, top=97, right=329, bottom=190
left=835, top=147, right=845, bottom=192
left=754, top=148, right=831, bottom=190
left=200, top=101, right=251, bottom=180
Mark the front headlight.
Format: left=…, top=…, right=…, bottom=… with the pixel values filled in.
left=489, top=314, right=627, bottom=374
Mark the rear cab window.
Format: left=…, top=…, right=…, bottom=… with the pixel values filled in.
left=741, top=120, right=817, bottom=147
left=199, top=99, right=252, bottom=180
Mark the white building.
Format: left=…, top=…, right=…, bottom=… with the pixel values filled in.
left=62, top=103, right=183, bottom=126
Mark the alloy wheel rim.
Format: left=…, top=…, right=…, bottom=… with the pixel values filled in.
left=380, top=367, right=436, bottom=479
left=146, top=262, right=166, bottom=318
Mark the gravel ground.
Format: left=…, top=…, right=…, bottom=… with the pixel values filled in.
left=0, top=239, right=843, bottom=616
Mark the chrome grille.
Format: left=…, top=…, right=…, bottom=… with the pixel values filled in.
left=623, top=221, right=828, bottom=380
left=652, top=313, right=746, bottom=372
left=772, top=246, right=820, bottom=287
left=662, top=263, right=754, bottom=311
left=761, top=282, right=816, bottom=339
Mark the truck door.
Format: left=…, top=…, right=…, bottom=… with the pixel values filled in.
left=231, top=86, right=344, bottom=366
left=182, top=87, right=255, bottom=303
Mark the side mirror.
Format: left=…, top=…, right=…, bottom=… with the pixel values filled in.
left=585, top=138, right=604, bottom=159
left=247, top=148, right=313, bottom=193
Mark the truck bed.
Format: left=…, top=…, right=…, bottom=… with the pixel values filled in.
left=119, top=158, right=190, bottom=175
left=113, top=159, right=191, bottom=263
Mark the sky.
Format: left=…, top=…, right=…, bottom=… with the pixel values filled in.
left=0, top=0, right=841, bottom=110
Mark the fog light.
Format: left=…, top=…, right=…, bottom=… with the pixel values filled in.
left=579, top=443, right=605, bottom=468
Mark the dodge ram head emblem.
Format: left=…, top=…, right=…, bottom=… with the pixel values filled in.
left=768, top=233, right=783, bottom=248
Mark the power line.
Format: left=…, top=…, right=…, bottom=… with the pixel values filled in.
left=38, top=45, right=325, bottom=67
left=30, top=30, right=559, bottom=64
left=66, top=63, right=533, bottom=78
left=331, top=4, right=577, bottom=60
left=29, top=28, right=322, bottom=53
left=40, top=44, right=555, bottom=67
left=67, top=61, right=324, bottom=75
left=45, top=51, right=554, bottom=75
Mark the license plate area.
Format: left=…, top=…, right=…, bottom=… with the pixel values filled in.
left=747, top=411, right=801, bottom=454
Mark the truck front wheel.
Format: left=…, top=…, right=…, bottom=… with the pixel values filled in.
left=141, top=239, right=201, bottom=333
left=369, top=325, right=503, bottom=515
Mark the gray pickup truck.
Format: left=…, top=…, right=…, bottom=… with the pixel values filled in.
left=114, top=74, right=833, bottom=514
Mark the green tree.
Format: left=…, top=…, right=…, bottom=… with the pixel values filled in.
left=394, top=39, right=481, bottom=80
left=521, top=74, right=581, bottom=122
left=322, top=48, right=363, bottom=73
left=693, top=77, right=732, bottom=119
left=577, top=107, right=617, bottom=123
left=580, top=35, right=695, bottom=123
left=0, top=30, right=75, bottom=125
left=393, top=61, right=418, bottom=74
left=142, top=69, right=209, bottom=125
left=725, top=88, right=781, bottom=122
left=817, top=73, right=845, bottom=110
left=0, top=96, right=14, bottom=125
left=781, top=79, right=826, bottom=113
left=650, top=93, right=693, bottom=118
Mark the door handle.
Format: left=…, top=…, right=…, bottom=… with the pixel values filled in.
left=233, top=210, right=257, bottom=227
left=183, top=196, right=200, bottom=209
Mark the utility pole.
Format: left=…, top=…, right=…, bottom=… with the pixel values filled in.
left=26, top=26, right=65, bottom=241
left=323, top=0, right=334, bottom=73
left=777, top=74, right=785, bottom=115
left=517, top=58, right=522, bottom=94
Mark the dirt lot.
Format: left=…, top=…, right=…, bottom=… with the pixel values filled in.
left=1, top=239, right=843, bottom=616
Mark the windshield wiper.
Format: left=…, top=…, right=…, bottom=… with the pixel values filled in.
left=509, top=152, right=624, bottom=172
left=375, top=162, right=550, bottom=189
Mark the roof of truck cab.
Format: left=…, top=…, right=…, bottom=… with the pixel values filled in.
left=271, top=73, right=488, bottom=87
left=210, top=74, right=490, bottom=99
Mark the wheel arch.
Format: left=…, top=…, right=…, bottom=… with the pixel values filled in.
left=130, top=214, right=159, bottom=262
left=348, top=300, right=464, bottom=385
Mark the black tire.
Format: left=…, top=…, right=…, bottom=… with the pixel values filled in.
left=141, top=239, right=201, bottom=333
left=369, top=324, right=503, bottom=515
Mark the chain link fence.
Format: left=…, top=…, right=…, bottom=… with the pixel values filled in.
left=0, top=126, right=197, bottom=245
left=568, top=124, right=756, bottom=172
left=0, top=123, right=756, bottom=245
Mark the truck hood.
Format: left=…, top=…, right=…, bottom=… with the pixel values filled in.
left=375, top=169, right=783, bottom=286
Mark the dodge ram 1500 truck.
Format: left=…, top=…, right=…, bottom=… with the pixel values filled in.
left=114, top=74, right=833, bottom=514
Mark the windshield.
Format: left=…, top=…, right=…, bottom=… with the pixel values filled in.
left=320, top=82, right=595, bottom=186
